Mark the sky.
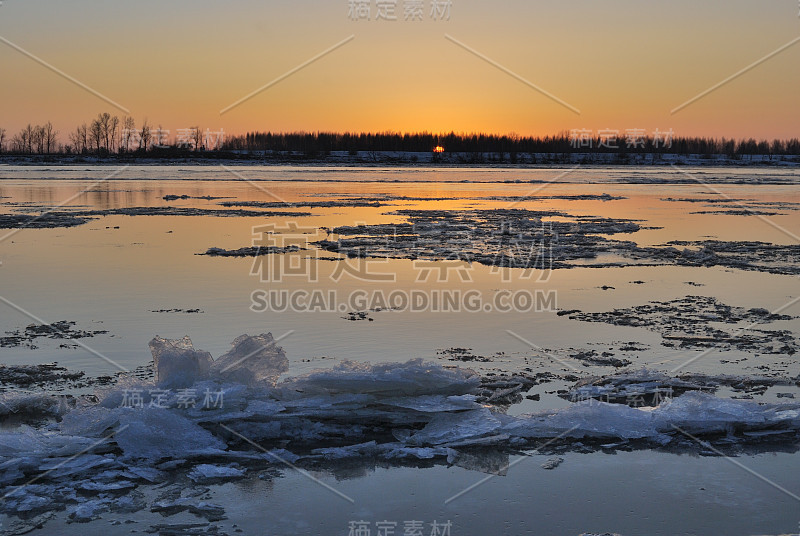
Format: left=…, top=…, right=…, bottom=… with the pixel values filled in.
left=1, top=0, right=799, bottom=141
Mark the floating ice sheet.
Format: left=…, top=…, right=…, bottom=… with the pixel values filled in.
left=2, top=338, right=800, bottom=527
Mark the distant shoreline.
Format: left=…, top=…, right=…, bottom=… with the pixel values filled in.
left=0, top=152, right=798, bottom=168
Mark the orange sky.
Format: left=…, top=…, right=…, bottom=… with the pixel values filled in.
left=1, top=0, right=799, bottom=142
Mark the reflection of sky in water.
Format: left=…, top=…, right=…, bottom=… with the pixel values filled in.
left=0, top=167, right=797, bottom=385
left=1, top=167, right=799, bottom=536
left=34, top=449, right=800, bottom=536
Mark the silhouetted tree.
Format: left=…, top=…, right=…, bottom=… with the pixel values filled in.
left=139, top=119, right=151, bottom=151
left=10, top=131, right=25, bottom=153
left=23, top=124, right=35, bottom=154
left=69, top=124, right=89, bottom=154
left=95, top=113, right=112, bottom=152
left=32, top=125, right=46, bottom=154
left=192, top=126, right=202, bottom=151
left=109, top=116, right=119, bottom=153
left=43, top=122, right=58, bottom=154
left=90, top=119, right=103, bottom=154
left=121, top=116, right=135, bottom=152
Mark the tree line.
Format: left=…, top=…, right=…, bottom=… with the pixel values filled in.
left=223, top=131, right=800, bottom=157
left=0, top=113, right=205, bottom=155
left=1, top=117, right=799, bottom=158
left=1, top=122, right=59, bottom=154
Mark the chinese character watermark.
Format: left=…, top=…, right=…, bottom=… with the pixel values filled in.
left=120, top=127, right=224, bottom=151
left=568, top=128, right=675, bottom=150
left=348, top=0, right=451, bottom=21
left=120, top=388, right=224, bottom=409
left=348, top=520, right=452, bottom=536
left=250, top=222, right=321, bottom=283
left=652, top=128, right=675, bottom=149
left=429, top=0, right=452, bottom=21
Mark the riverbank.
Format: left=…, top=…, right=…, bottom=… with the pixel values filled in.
left=1, top=151, right=799, bottom=168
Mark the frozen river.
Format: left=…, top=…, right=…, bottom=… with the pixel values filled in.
left=0, top=165, right=798, bottom=535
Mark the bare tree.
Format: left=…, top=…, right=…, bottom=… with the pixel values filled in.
left=0, top=128, right=6, bottom=154
left=121, top=116, right=135, bottom=152
left=67, top=130, right=79, bottom=154
left=191, top=126, right=203, bottom=151
left=90, top=119, right=103, bottom=154
left=109, top=116, right=119, bottom=153
left=95, top=113, right=111, bottom=152
left=140, top=119, right=151, bottom=152
left=11, top=127, right=29, bottom=153
left=69, top=124, right=87, bottom=154
left=78, top=123, right=88, bottom=154
left=33, top=125, right=45, bottom=154
left=23, top=124, right=35, bottom=153
left=43, top=122, right=58, bottom=154
left=11, top=133, right=24, bottom=153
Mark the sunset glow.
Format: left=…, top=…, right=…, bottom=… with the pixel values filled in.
left=1, top=1, right=798, bottom=140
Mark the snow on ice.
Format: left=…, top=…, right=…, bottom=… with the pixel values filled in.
left=0, top=334, right=799, bottom=525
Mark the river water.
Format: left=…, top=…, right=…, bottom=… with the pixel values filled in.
left=0, top=165, right=798, bottom=535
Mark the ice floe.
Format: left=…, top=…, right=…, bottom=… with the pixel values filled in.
left=1, top=336, right=799, bottom=527
left=210, top=333, right=289, bottom=386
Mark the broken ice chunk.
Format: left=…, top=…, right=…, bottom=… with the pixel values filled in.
left=210, top=333, right=289, bottom=387
left=3, top=491, right=51, bottom=513
left=283, top=359, right=480, bottom=397
left=38, top=454, right=116, bottom=478
left=540, top=457, right=564, bottom=470
left=121, top=465, right=166, bottom=483
left=66, top=499, right=109, bottom=522
left=504, top=401, right=664, bottom=441
left=151, top=499, right=226, bottom=522
left=311, top=441, right=378, bottom=460
left=379, top=394, right=481, bottom=413
left=407, top=408, right=501, bottom=446
left=115, top=409, right=225, bottom=460
left=188, top=464, right=246, bottom=482
left=149, top=336, right=213, bottom=389
left=77, top=480, right=135, bottom=492
left=59, top=406, right=122, bottom=437
left=377, top=443, right=450, bottom=460
left=0, top=392, right=66, bottom=419
left=654, top=391, right=800, bottom=434
left=0, top=459, right=26, bottom=485
left=447, top=448, right=510, bottom=475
